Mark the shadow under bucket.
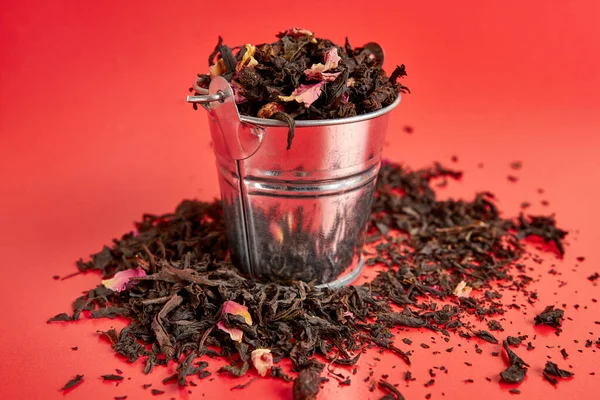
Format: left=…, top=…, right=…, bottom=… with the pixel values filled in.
left=189, top=76, right=401, bottom=288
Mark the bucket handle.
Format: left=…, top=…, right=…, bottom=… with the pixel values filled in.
left=186, top=76, right=264, bottom=161
left=187, top=81, right=225, bottom=105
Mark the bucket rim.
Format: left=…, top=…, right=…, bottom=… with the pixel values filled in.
left=239, top=94, right=401, bottom=127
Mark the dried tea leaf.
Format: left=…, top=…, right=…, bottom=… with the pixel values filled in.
left=534, top=305, right=564, bottom=329
left=500, top=341, right=529, bottom=383
left=47, top=313, right=72, bottom=323
left=61, top=374, right=84, bottom=391
left=471, top=330, right=499, bottom=344
left=102, top=374, right=124, bottom=381
left=543, top=361, right=573, bottom=378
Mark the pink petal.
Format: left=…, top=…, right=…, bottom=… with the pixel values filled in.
left=222, top=300, right=253, bottom=325
left=279, top=82, right=324, bottom=108
left=304, top=70, right=341, bottom=82
left=101, top=266, right=146, bottom=292
left=251, top=349, right=273, bottom=377
left=285, top=27, right=314, bottom=38
left=342, top=311, right=354, bottom=319
left=303, top=48, right=341, bottom=81
left=342, top=92, right=350, bottom=102
left=217, top=321, right=244, bottom=342
left=324, top=48, right=341, bottom=70
left=230, top=81, right=247, bottom=104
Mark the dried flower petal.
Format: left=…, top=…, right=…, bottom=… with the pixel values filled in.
left=216, top=321, right=244, bottom=342
left=258, top=102, right=285, bottom=119
left=101, top=267, right=146, bottom=292
left=209, top=58, right=225, bottom=78
left=236, top=44, right=258, bottom=72
left=324, top=47, right=341, bottom=69
left=251, top=349, right=273, bottom=377
left=230, top=81, right=247, bottom=104
left=283, top=27, right=315, bottom=39
left=279, top=82, right=324, bottom=108
left=453, top=281, right=472, bottom=298
left=222, top=300, right=253, bottom=325
left=304, top=48, right=341, bottom=81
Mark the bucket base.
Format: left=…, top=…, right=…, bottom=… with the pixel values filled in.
left=315, top=255, right=364, bottom=289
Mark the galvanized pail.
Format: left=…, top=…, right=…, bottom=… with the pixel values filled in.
left=188, top=76, right=400, bottom=288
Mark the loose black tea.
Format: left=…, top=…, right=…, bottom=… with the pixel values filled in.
left=49, top=160, right=577, bottom=399
left=543, top=361, right=574, bottom=385
left=506, top=336, right=527, bottom=347
left=534, top=306, right=564, bottom=329
left=102, top=374, right=124, bottom=381
left=543, top=361, right=573, bottom=378
left=61, top=374, right=84, bottom=391
left=500, top=341, right=529, bottom=384
left=378, top=379, right=405, bottom=400
left=191, top=29, right=409, bottom=149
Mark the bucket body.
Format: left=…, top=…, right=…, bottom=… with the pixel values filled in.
left=205, top=96, right=398, bottom=288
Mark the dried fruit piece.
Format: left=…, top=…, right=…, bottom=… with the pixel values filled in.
left=293, top=369, right=320, bottom=400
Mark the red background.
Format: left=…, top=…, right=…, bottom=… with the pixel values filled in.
left=1, top=1, right=599, bottom=399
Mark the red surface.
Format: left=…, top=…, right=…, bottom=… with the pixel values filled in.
left=1, top=1, right=599, bottom=399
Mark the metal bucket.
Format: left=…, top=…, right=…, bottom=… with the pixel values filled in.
left=188, top=76, right=400, bottom=288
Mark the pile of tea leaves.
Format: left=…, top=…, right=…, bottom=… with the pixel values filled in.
left=191, top=28, right=409, bottom=149
left=49, top=161, right=571, bottom=398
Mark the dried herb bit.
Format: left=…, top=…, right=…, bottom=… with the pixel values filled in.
left=293, top=369, right=321, bottom=400
left=560, top=348, right=569, bottom=359
left=231, top=377, right=258, bottom=390
left=500, top=341, right=529, bottom=383
left=506, top=335, right=528, bottom=347
left=219, top=362, right=250, bottom=378
left=534, top=306, right=564, bottom=329
left=271, top=366, right=293, bottom=382
left=47, top=313, right=72, bottom=323
left=510, top=161, right=522, bottom=170
left=515, top=215, right=568, bottom=256
left=472, top=330, right=499, bottom=344
left=114, top=396, right=128, bottom=400
left=509, top=389, right=521, bottom=394
left=61, top=374, right=84, bottom=391
left=487, top=320, right=504, bottom=332
left=151, top=389, right=164, bottom=396
left=378, top=311, right=426, bottom=328
left=102, top=374, right=124, bottom=381
left=378, top=379, right=406, bottom=400
left=543, top=361, right=574, bottom=380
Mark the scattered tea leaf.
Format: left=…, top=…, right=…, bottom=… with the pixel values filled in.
left=61, top=374, right=84, bottom=391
